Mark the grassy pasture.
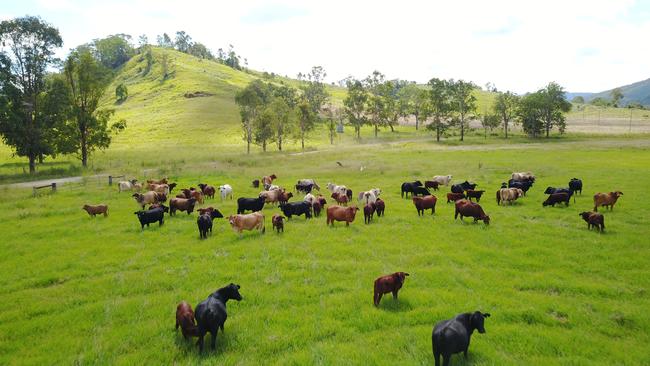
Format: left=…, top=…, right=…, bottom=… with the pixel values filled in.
left=1, top=141, right=649, bottom=365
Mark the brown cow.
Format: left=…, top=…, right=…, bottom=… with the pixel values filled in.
left=424, top=180, right=440, bottom=191
left=176, top=301, right=198, bottom=339
left=593, top=191, right=623, bottom=211
left=375, top=198, right=385, bottom=217
left=147, top=183, right=169, bottom=195
left=447, top=192, right=465, bottom=203
left=326, top=205, right=359, bottom=226
left=413, top=195, right=437, bottom=216
left=132, top=191, right=165, bottom=209
left=272, top=214, right=285, bottom=233
left=331, top=192, right=348, bottom=206
left=82, top=204, right=108, bottom=217
left=176, top=188, right=192, bottom=199
left=197, top=183, right=216, bottom=199
left=147, top=178, right=168, bottom=185
left=228, top=212, right=265, bottom=235
left=455, top=199, right=490, bottom=225
left=278, top=191, right=293, bottom=205
left=169, top=198, right=197, bottom=215
left=260, top=189, right=285, bottom=205
left=579, top=211, right=605, bottom=232
left=312, top=200, right=322, bottom=217
left=373, top=272, right=409, bottom=306
left=262, top=174, right=277, bottom=189
left=190, top=189, right=204, bottom=204
left=364, top=203, right=376, bottom=224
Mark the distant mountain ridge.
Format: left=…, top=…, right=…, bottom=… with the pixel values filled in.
left=567, top=78, right=650, bottom=106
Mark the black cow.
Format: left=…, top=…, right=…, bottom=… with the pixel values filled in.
left=197, top=210, right=223, bottom=239
left=280, top=201, right=312, bottom=219
left=508, top=179, right=533, bottom=195
left=401, top=180, right=423, bottom=198
left=295, top=183, right=313, bottom=194
left=569, top=178, right=583, bottom=195
left=345, top=188, right=353, bottom=201
left=451, top=181, right=477, bottom=194
left=134, top=206, right=167, bottom=229
left=543, top=192, right=570, bottom=207
left=195, top=284, right=242, bottom=352
left=375, top=198, right=385, bottom=217
left=545, top=187, right=575, bottom=202
left=412, top=186, right=431, bottom=196
left=432, top=311, right=491, bottom=366
left=237, top=196, right=265, bottom=214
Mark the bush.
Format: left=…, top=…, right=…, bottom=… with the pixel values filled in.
left=115, top=83, right=128, bottom=103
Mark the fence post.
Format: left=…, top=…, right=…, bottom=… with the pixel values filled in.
left=52, top=182, right=57, bottom=193
left=109, top=175, right=113, bottom=186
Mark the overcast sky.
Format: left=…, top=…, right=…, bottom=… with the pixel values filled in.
left=2, top=0, right=649, bottom=93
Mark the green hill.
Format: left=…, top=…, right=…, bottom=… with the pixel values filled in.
left=568, top=78, right=650, bottom=106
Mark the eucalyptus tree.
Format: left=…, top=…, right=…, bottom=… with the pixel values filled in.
left=426, top=78, right=452, bottom=142
left=343, top=79, right=368, bottom=139
left=493, top=91, right=519, bottom=138
left=449, top=79, right=477, bottom=141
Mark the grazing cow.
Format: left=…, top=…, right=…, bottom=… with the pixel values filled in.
left=197, top=207, right=223, bottom=217
left=579, top=211, right=605, bottom=232
left=432, top=175, right=453, bottom=186
left=508, top=179, right=534, bottom=196
left=413, top=195, right=437, bottom=216
left=198, top=183, right=216, bottom=199
left=237, top=196, right=266, bottom=214
left=147, top=178, right=168, bottom=185
left=134, top=206, right=166, bottom=229
left=170, top=198, right=198, bottom=215
left=375, top=198, right=385, bottom=217
left=511, top=172, right=535, bottom=182
left=454, top=199, right=490, bottom=224
left=262, top=174, right=277, bottom=190
left=297, top=179, right=320, bottom=190
left=194, top=284, right=242, bottom=352
left=281, top=201, right=312, bottom=219
left=545, top=186, right=574, bottom=202
left=252, top=179, right=260, bottom=188
left=326, top=205, right=359, bottom=226
left=272, top=214, right=285, bottom=233
left=358, top=188, right=381, bottom=204
left=189, top=189, right=204, bottom=204
left=218, top=184, right=233, bottom=201
left=118, top=179, right=138, bottom=192
left=228, top=212, right=265, bottom=235
left=451, top=181, right=478, bottom=194
left=176, top=301, right=198, bottom=339
left=176, top=188, right=192, bottom=199
left=278, top=191, right=293, bottom=205
left=303, top=193, right=316, bottom=205
left=593, top=191, right=623, bottom=211
left=312, top=200, right=323, bottom=217
left=497, top=188, right=524, bottom=205
left=148, top=183, right=170, bottom=195
left=373, top=272, right=409, bottom=306
left=295, top=182, right=314, bottom=194
left=432, top=311, right=491, bottom=366
left=132, top=191, right=165, bottom=209
left=543, top=192, right=570, bottom=207
left=363, top=202, right=376, bottom=224
left=331, top=192, right=348, bottom=206
left=326, top=183, right=348, bottom=196
left=569, top=178, right=583, bottom=195
left=401, top=180, right=423, bottom=198
left=82, top=204, right=108, bottom=217
left=425, top=180, right=440, bottom=190
left=447, top=192, right=465, bottom=203
left=260, top=189, right=286, bottom=205
left=413, top=186, right=432, bottom=196
left=465, top=189, right=485, bottom=202
left=197, top=212, right=217, bottom=239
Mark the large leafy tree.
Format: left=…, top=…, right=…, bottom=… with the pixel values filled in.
left=90, top=34, right=134, bottom=69
left=266, top=97, right=293, bottom=151
left=426, top=78, right=452, bottom=142
left=610, top=87, right=624, bottom=107
left=175, top=31, right=192, bottom=53
left=364, top=71, right=389, bottom=137
left=59, top=50, right=124, bottom=167
left=343, top=79, right=368, bottom=139
left=301, top=66, right=330, bottom=114
left=296, top=99, right=316, bottom=150
left=235, top=79, right=270, bottom=154
left=449, top=79, right=477, bottom=141
left=399, top=83, right=429, bottom=130
left=517, top=92, right=544, bottom=137
left=493, top=91, right=519, bottom=138
left=538, top=82, right=571, bottom=137
left=0, top=16, right=62, bottom=174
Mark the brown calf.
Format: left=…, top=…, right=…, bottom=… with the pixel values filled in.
left=373, top=272, right=409, bottom=306
left=82, top=204, right=108, bottom=217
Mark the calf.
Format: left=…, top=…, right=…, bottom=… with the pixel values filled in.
left=195, top=284, right=242, bottom=352
left=228, top=212, right=265, bottom=235
left=432, top=311, right=491, bottom=366
left=272, top=214, right=285, bottom=233
left=278, top=191, right=293, bottom=205
left=190, top=189, right=204, bottom=204
left=497, top=188, right=523, bottom=205
left=593, top=191, right=623, bottom=211
left=465, top=189, right=485, bottom=203
left=281, top=201, right=312, bottom=219
left=218, top=184, right=233, bottom=201
left=252, top=179, right=260, bottom=188
left=134, top=206, right=166, bottom=229
left=198, top=183, right=216, bottom=199
left=579, top=211, right=605, bottom=232
left=197, top=207, right=223, bottom=218
left=424, top=180, right=440, bottom=191
left=569, top=178, right=583, bottom=195
left=326, top=205, right=359, bottom=226
left=375, top=198, right=385, bottom=217
left=262, top=174, right=277, bottom=190
left=176, top=301, right=198, bottom=339
left=373, top=272, right=409, bottom=306
left=543, top=192, right=570, bottom=207
left=312, top=200, right=322, bottom=217
left=364, top=203, right=376, bottom=224
left=118, top=179, right=138, bottom=192
left=451, top=181, right=477, bottom=194
left=295, top=182, right=314, bottom=194
left=413, top=195, right=437, bottom=216
left=447, top=192, right=465, bottom=203
left=170, top=197, right=197, bottom=215
left=82, top=204, right=108, bottom=217
left=454, top=199, right=490, bottom=225
left=237, top=196, right=265, bottom=214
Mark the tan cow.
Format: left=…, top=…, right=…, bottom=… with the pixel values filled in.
left=228, top=212, right=265, bottom=235
left=511, top=172, right=535, bottom=182
left=326, top=205, right=359, bottom=226
left=148, top=183, right=170, bottom=195
left=593, top=191, right=623, bottom=211
left=259, top=189, right=284, bottom=204
left=432, top=175, right=453, bottom=186
left=132, top=191, right=165, bottom=209
left=497, top=188, right=524, bottom=205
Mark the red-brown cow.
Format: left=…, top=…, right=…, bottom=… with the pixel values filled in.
left=373, top=272, right=409, bottom=306
left=454, top=199, right=490, bottom=225
left=413, top=195, right=437, bottom=216
left=326, top=205, right=359, bottom=226
left=176, top=301, right=198, bottom=339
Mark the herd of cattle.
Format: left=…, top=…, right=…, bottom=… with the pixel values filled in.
left=78, top=172, right=625, bottom=363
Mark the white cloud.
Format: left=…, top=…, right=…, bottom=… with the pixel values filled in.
left=3, top=0, right=648, bottom=93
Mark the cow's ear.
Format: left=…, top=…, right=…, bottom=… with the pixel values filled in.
left=483, top=312, right=491, bottom=318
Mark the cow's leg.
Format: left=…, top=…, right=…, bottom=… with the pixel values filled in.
left=392, top=289, right=398, bottom=300
left=442, top=354, right=451, bottom=366
left=376, top=292, right=383, bottom=305
left=434, top=351, right=441, bottom=366
left=210, top=329, right=217, bottom=349
left=176, top=318, right=179, bottom=330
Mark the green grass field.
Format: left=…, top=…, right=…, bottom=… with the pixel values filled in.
left=1, top=140, right=648, bottom=365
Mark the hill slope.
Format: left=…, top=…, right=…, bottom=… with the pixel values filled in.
left=567, top=78, right=650, bottom=106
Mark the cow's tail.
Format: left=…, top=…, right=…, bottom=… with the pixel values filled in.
left=496, top=190, right=501, bottom=205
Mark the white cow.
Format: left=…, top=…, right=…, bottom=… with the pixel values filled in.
left=118, top=179, right=138, bottom=192
left=432, top=175, right=453, bottom=186
left=297, top=179, right=320, bottom=191
left=219, top=184, right=233, bottom=201
left=304, top=193, right=316, bottom=205
left=358, top=188, right=381, bottom=204
left=511, top=172, right=535, bottom=182
left=327, top=182, right=348, bottom=196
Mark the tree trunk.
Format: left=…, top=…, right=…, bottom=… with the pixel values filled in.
left=415, top=115, right=419, bottom=130
left=301, top=130, right=305, bottom=150
left=38, top=153, right=44, bottom=164
left=546, top=122, right=550, bottom=138
left=81, top=134, right=88, bottom=168
left=279, top=134, right=282, bottom=151
left=356, top=127, right=360, bottom=140
left=330, top=130, right=334, bottom=145
left=29, top=154, right=36, bottom=174
left=374, top=124, right=378, bottom=137
left=263, top=140, right=266, bottom=152
left=505, top=120, right=508, bottom=139
left=460, top=117, right=465, bottom=142
left=389, top=123, right=394, bottom=132
left=436, top=124, right=441, bottom=142
left=247, top=125, right=251, bottom=154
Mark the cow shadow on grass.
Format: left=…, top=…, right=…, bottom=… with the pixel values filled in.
left=174, top=331, right=236, bottom=356
left=377, top=298, right=414, bottom=312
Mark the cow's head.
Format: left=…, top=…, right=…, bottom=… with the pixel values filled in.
left=471, top=311, right=491, bottom=333
left=395, top=272, right=409, bottom=283
left=270, top=174, right=277, bottom=180
left=228, top=215, right=238, bottom=226
left=612, top=191, right=623, bottom=197
left=482, top=215, right=490, bottom=225
left=414, top=180, right=423, bottom=186
left=544, top=187, right=556, bottom=194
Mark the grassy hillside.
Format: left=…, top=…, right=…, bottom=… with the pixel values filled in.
left=0, top=141, right=648, bottom=365
left=585, top=78, right=650, bottom=106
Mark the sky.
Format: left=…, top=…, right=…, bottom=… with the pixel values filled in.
left=2, top=0, right=649, bottom=93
